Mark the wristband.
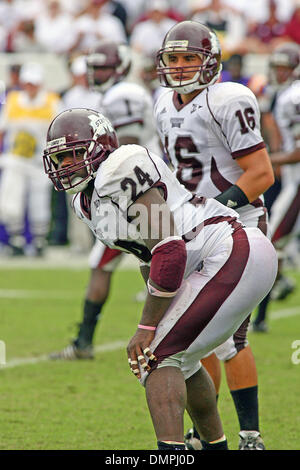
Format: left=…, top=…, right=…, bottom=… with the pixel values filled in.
left=147, top=279, right=178, bottom=298
left=138, top=324, right=156, bottom=331
left=215, top=184, right=249, bottom=209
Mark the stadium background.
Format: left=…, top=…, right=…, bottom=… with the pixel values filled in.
left=0, top=0, right=299, bottom=451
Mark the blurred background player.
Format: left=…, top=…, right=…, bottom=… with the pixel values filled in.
left=154, top=20, right=275, bottom=450
left=252, top=41, right=300, bottom=332
left=0, top=62, right=61, bottom=256
left=50, top=39, right=161, bottom=360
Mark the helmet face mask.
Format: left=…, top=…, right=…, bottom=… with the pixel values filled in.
left=43, top=109, right=119, bottom=193
left=157, top=21, right=222, bottom=94
left=86, top=41, right=131, bottom=93
left=44, top=139, right=103, bottom=193
left=269, top=43, right=300, bottom=86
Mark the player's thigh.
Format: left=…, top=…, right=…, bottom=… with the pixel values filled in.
left=270, top=183, right=300, bottom=243
left=213, top=316, right=250, bottom=362
left=88, top=239, right=125, bottom=272
left=28, top=175, right=52, bottom=224
left=0, top=166, right=26, bottom=221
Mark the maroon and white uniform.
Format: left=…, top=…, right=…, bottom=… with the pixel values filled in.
left=269, top=80, right=300, bottom=250
left=72, top=144, right=277, bottom=383
left=89, top=80, right=161, bottom=271
left=154, top=81, right=269, bottom=235
left=154, top=81, right=269, bottom=361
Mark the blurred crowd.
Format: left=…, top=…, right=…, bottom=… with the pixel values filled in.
left=0, top=0, right=299, bottom=56
left=0, top=0, right=299, bottom=258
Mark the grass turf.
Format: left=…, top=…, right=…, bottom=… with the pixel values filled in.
left=0, top=267, right=299, bottom=450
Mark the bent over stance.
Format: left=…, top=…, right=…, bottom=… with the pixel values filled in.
left=43, top=108, right=277, bottom=450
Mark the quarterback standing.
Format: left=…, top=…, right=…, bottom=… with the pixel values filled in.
left=154, top=20, right=275, bottom=449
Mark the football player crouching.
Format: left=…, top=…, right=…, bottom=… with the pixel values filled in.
left=43, top=108, right=278, bottom=450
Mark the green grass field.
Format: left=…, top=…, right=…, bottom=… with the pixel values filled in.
left=0, top=265, right=299, bottom=450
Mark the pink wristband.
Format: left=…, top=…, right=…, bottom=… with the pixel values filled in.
left=138, top=324, right=156, bottom=331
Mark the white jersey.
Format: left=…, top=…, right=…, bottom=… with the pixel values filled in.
left=154, top=81, right=266, bottom=221
left=274, top=80, right=300, bottom=185
left=60, top=85, right=102, bottom=112
left=102, top=81, right=161, bottom=154
left=72, top=144, right=242, bottom=278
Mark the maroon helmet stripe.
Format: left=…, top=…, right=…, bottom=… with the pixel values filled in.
left=272, top=185, right=300, bottom=243
left=150, top=228, right=250, bottom=366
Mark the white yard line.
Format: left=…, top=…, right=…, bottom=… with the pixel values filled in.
left=0, top=289, right=81, bottom=299
left=1, top=340, right=127, bottom=369
left=1, top=307, right=299, bottom=370
left=269, top=307, right=300, bottom=320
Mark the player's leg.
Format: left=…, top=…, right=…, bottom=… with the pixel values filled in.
left=186, top=366, right=227, bottom=450
left=28, top=171, right=52, bottom=256
left=199, top=353, right=222, bottom=396
left=185, top=351, right=221, bottom=448
left=146, top=227, right=277, bottom=450
left=0, top=163, right=27, bottom=255
left=253, top=184, right=300, bottom=329
left=49, top=241, right=124, bottom=360
left=145, top=364, right=226, bottom=450
left=218, top=338, right=265, bottom=450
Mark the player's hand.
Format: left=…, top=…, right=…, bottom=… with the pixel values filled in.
left=127, top=329, right=157, bottom=380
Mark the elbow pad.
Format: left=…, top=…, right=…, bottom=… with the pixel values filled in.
left=149, top=236, right=187, bottom=297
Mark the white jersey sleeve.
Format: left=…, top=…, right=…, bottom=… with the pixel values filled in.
left=95, top=144, right=161, bottom=209
left=101, top=82, right=158, bottom=148
left=208, top=82, right=264, bottom=158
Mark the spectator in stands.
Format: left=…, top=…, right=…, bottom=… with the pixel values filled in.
left=130, top=0, right=176, bottom=56
left=34, top=0, right=78, bottom=54
left=74, top=0, right=127, bottom=52
left=116, top=0, right=146, bottom=32
left=190, top=0, right=247, bottom=59
left=282, top=1, right=300, bottom=44
left=10, top=19, right=44, bottom=53
left=61, top=55, right=102, bottom=110
left=99, top=0, right=128, bottom=34
left=221, top=54, right=267, bottom=97
left=237, top=0, right=290, bottom=54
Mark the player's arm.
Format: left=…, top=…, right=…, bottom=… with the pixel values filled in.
left=215, top=147, right=274, bottom=208
left=127, top=187, right=187, bottom=378
left=269, top=148, right=300, bottom=166
left=234, top=147, right=275, bottom=202
left=140, top=264, right=150, bottom=284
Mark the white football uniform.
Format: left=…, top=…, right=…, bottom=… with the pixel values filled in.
left=154, top=81, right=269, bottom=361
left=89, top=80, right=161, bottom=271
left=269, top=80, right=300, bottom=248
left=154, top=81, right=268, bottom=235
left=72, top=144, right=277, bottom=383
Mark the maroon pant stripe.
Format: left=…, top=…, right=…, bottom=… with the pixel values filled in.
left=150, top=229, right=250, bottom=367
left=272, top=185, right=300, bottom=244
left=97, top=247, right=122, bottom=268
